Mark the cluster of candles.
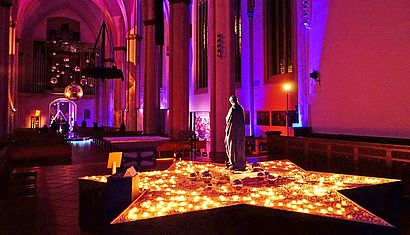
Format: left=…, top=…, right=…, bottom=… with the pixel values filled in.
left=107, top=160, right=396, bottom=226
left=80, top=175, right=109, bottom=183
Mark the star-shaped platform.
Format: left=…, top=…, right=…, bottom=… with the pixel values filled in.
left=110, top=160, right=399, bottom=227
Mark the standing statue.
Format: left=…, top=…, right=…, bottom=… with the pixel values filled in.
left=225, top=95, right=246, bottom=171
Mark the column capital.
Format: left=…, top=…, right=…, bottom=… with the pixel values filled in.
left=168, top=0, right=191, bottom=5
left=0, top=0, right=12, bottom=8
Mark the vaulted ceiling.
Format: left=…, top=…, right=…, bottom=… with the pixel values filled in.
left=11, top=0, right=138, bottom=43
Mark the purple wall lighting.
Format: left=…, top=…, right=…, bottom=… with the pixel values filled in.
left=296, top=0, right=329, bottom=128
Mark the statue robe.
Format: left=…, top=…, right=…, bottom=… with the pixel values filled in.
left=225, top=103, right=246, bottom=169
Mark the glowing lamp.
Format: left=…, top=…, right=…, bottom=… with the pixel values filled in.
left=64, top=83, right=84, bottom=100
left=35, top=110, right=41, bottom=117
left=283, top=83, right=292, bottom=136
left=50, top=77, right=58, bottom=84
left=80, top=78, right=88, bottom=86
left=283, top=83, right=292, bottom=91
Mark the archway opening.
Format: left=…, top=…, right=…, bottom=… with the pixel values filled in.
left=49, top=98, right=77, bottom=132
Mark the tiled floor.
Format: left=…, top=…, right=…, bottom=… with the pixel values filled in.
left=0, top=141, right=409, bottom=234
left=0, top=142, right=110, bottom=234
left=0, top=142, right=212, bottom=234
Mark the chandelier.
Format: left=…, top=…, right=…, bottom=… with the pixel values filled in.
left=64, top=83, right=84, bottom=100
left=45, top=40, right=97, bottom=99
left=45, top=21, right=124, bottom=100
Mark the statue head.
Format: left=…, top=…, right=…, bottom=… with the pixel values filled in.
left=229, top=95, right=238, bottom=106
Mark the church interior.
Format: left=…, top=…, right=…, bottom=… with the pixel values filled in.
left=0, top=0, right=409, bottom=234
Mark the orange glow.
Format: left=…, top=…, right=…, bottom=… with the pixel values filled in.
left=80, top=175, right=109, bottom=183
left=127, top=34, right=137, bottom=64
left=108, top=160, right=397, bottom=226
left=35, top=110, right=41, bottom=117
left=283, top=83, right=292, bottom=92
left=9, top=19, right=15, bottom=55
left=8, top=82, right=15, bottom=113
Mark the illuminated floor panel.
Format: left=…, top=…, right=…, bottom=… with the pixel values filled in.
left=108, top=160, right=399, bottom=226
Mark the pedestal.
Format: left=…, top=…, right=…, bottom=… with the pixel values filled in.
left=78, top=178, right=107, bottom=228
left=106, top=173, right=140, bottom=221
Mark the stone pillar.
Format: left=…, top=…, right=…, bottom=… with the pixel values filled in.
left=96, top=79, right=104, bottom=125
left=209, top=0, right=236, bottom=162
left=0, top=0, right=11, bottom=136
left=107, top=80, right=115, bottom=127
left=168, top=0, right=190, bottom=139
left=142, top=0, right=160, bottom=134
left=97, top=79, right=114, bottom=127
left=114, top=46, right=126, bottom=128
left=126, top=34, right=138, bottom=131
left=247, top=0, right=255, bottom=137
left=8, top=23, right=17, bottom=133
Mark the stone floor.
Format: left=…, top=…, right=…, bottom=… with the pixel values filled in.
left=0, top=141, right=409, bottom=234
left=0, top=141, right=211, bottom=234
left=0, top=141, right=111, bottom=234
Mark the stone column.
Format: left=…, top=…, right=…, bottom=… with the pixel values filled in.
left=8, top=23, right=17, bottom=133
left=168, top=0, right=190, bottom=139
left=126, top=34, right=138, bottom=131
left=114, top=45, right=126, bottom=128
left=141, top=0, right=160, bottom=134
left=209, top=0, right=235, bottom=162
left=0, top=0, right=11, bottom=136
left=96, top=79, right=104, bottom=125
left=107, top=80, right=115, bottom=127
left=248, top=0, right=255, bottom=136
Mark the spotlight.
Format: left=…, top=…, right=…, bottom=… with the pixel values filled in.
left=309, top=71, right=320, bottom=84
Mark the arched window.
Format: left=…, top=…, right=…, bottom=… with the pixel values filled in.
left=196, top=0, right=208, bottom=90
left=266, top=0, right=293, bottom=82
left=233, top=0, right=242, bottom=85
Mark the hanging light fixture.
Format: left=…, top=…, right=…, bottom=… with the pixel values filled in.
left=50, top=77, right=58, bottom=84
left=45, top=25, right=97, bottom=97
left=80, top=78, right=88, bottom=86
left=64, top=83, right=84, bottom=100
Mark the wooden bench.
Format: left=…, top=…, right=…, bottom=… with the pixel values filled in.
left=7, top=130, right=72, bottom=166
left=266, top=135, right=410, bottom=195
